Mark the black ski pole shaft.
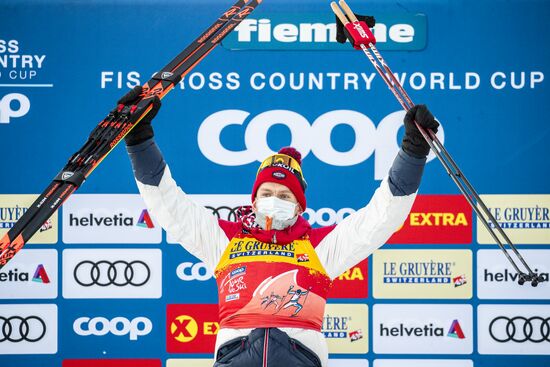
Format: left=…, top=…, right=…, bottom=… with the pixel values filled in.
left=427, top=138, right=527, bottom=276
left=428, top=133, right=537, bottom=276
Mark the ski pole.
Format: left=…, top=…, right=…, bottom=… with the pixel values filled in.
left=331, top=0, right=545, bottom=287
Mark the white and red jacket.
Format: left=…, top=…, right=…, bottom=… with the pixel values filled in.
left=128, top=139, right=423, bottom=367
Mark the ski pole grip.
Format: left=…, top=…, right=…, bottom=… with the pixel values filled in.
left=331, top=2, right=349, bottom=25
left=339, top=0, right=358, bottom=22
left=344, top=21, right=376, bottom=49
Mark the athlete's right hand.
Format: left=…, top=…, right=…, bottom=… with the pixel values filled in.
left=118, top=85, right=162, bottom=146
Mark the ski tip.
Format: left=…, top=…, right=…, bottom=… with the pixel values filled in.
left=0, top=233, right=25, bottom=268
left=0, top=233, right=10, bottom=251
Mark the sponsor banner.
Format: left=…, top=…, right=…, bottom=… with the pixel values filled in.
left=167, top=195, right=250, bottom=244
left=0, top=304, right=57, bottom=354
left=478, top=304, right=550, bottom=355
left=373, top=304, right=473, bottom=354
left=372, top=250, right=472, bottom=299
left=323, top=304, right=369, bottom=354
left=386, top=195, right=472, bottom=244
left=373, top=360, right=473, bottom=367
left=223, top=13, right=427, bottom=51
left=0, top=249, right=57, bottom=299
left=73, top=315, right=153, bottom=341
left=166, top=304, right=219, bottom=353
left=63, top=360, right=161, bottom=367
left=62, top=194, right=161, bottom=244
left=329, top=259, right=368, bottom=299
left=477, top=195, right=550, bottom=244
left=0, top=194, right=58, bottom=244
left=166, top=360, right=214, bottom=367
left=62, top=249, right=162, bottom=299
left=477, top=250, right=550, bottom=299
left=198, top=110, right=444, bottom=180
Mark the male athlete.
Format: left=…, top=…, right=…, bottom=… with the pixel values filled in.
left=122, top=86, right=438, bottom=366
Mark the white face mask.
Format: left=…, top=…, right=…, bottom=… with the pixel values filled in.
left=255, top=196, right=298, bottom=230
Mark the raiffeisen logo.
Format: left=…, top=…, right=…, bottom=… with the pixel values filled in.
left=137, top=209, right=154, bottom=229
left=223, top=13, right=427, bottom=51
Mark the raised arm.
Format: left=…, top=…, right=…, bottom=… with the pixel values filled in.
left=122, top=87, right=228, bottom=270
left=315, top=105, right=439, bottom=279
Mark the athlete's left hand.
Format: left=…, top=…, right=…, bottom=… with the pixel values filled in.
left=402, top=104, right=439, bottom=158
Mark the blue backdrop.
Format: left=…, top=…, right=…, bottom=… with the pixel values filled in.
left=1, top=0, right=549, bottom=366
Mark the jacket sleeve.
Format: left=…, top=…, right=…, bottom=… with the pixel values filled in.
left=315, top=149, right=424, bottom=279
left=127, top=139, right=228, bottom=270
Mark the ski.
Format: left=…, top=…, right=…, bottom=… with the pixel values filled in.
left=331, top=0, right=545, bottom=286
left=0, top=0, right=262, bottom=269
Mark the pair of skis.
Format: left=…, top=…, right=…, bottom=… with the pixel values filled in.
left=0, top=0, right=262, bottom=270
left=331, top=0, right=544, bottom=286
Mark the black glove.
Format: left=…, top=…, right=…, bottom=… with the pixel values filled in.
left=117, top=85, right=161, bottom=146
left=402, top=104, right=439, bottom=158
left=335, top=13, right=376, bottom=46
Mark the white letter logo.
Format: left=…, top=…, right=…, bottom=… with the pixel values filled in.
left=198, top=109, right=444, bottom=180
left=73, top=316, right=152, bottom=340
left=0, top=93, right=30, bottom=123
left=176, top=262, right=213, bottom=281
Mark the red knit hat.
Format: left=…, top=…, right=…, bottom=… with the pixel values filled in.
left=251, top=147, right=307, bottom=210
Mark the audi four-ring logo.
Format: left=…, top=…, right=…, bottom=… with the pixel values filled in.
left=205, top=206, right=241, bottom=221
left=489, top=316, right=550, bottom=343
left=73, top=260, right=151, bottom=287
left=0, top=316, right=46, bottom=343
